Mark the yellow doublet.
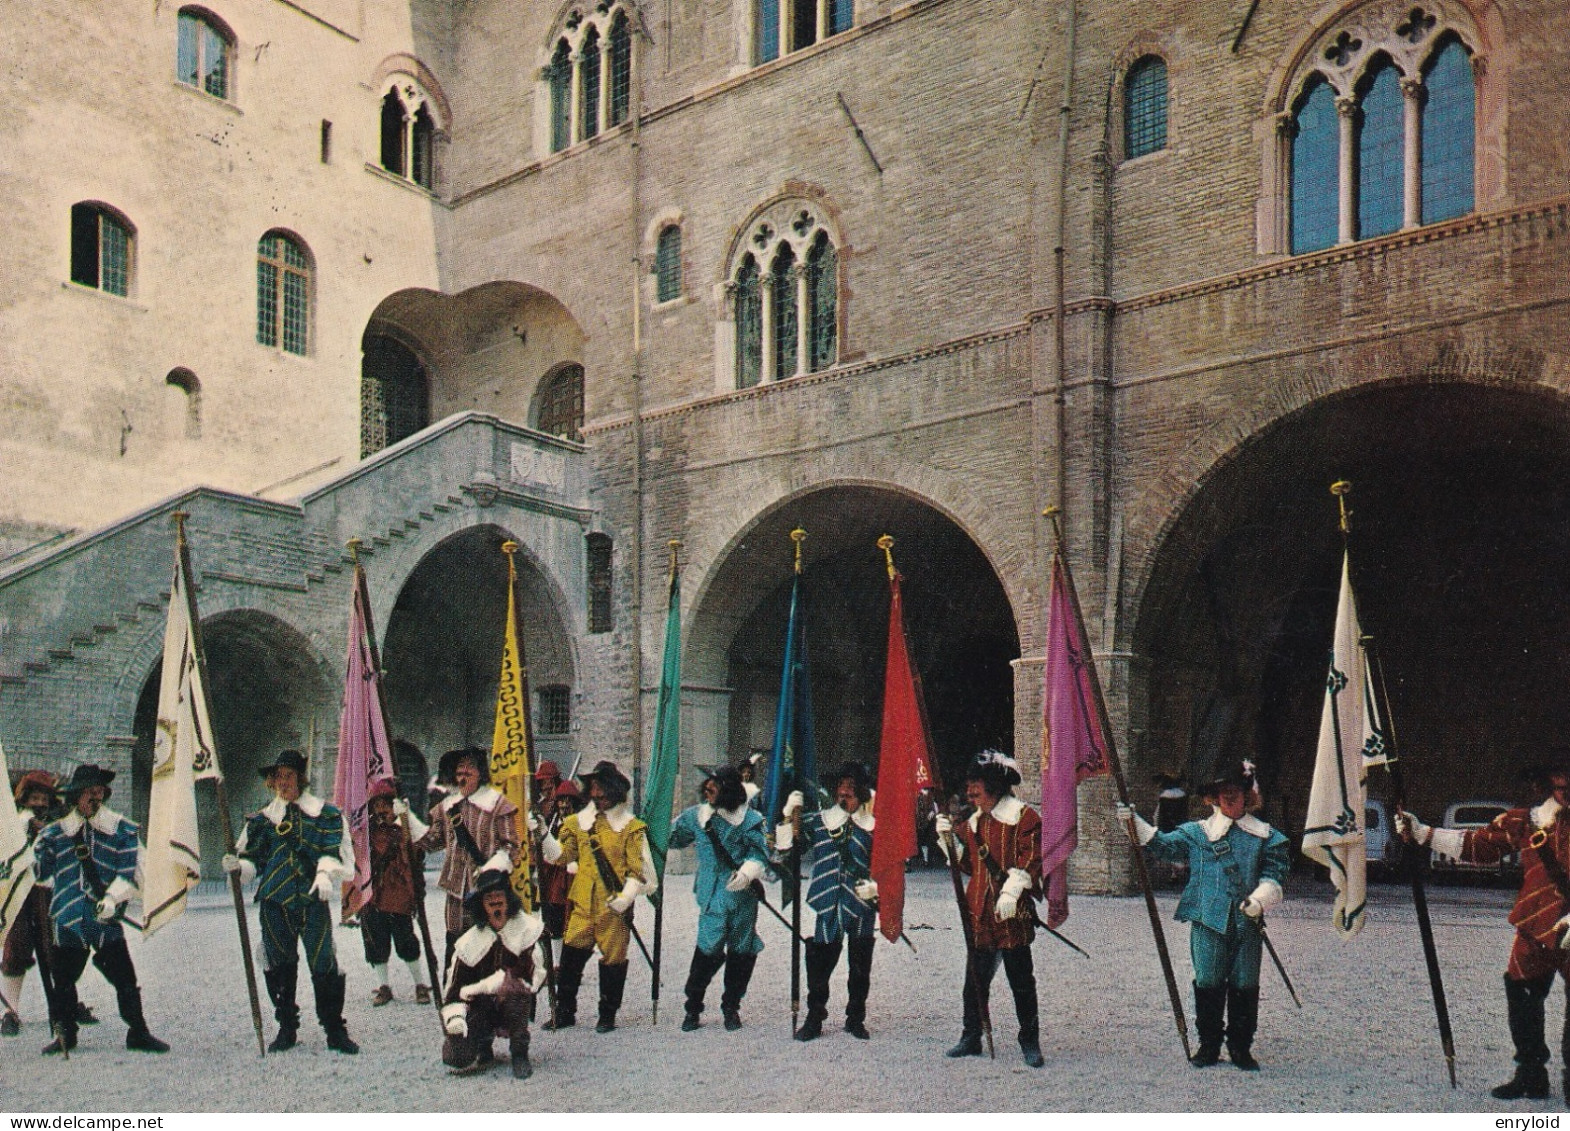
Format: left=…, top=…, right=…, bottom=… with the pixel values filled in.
left=556, top=804, right=650, bottom=964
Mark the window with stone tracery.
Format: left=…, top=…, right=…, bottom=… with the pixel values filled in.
left=379, top=77, right=443, bottom=191
left=727, top=202, right=840, bottom=389
left=544, top=6, right=634, bottom=155
left=1279, top=4, right=1477, bottom=255
left=754, top=0, right=852, bottom=65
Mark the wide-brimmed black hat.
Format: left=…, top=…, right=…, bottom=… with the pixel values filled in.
left=463, top=865, right=522, bottom=923
left=823, top=761, right=873, bottom=793
left=257, top=750, right=309, bottom=780
left=577, top=759, right=631, bottom=796
left=1200, top=759, right=1257, bottom=798
left=60, top=763, right=115, bottom=799
left=437, top=747, right=490, bottom=786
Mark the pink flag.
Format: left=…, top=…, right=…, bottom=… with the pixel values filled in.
left=334, top=563, right=392, bottom=920
left=1039, top=553, right=1109, bottom=928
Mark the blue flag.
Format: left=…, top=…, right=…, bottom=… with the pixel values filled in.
left=763, top=569, right=819, bottom=830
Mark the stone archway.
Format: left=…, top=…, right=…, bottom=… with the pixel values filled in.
left=1132, top=381, right=1570, bottom=838
left=685, top=486, right=1019, bottom=804
left=380, top=523, right=576, bottom=770
left=130, top=609, right=335, bottom=876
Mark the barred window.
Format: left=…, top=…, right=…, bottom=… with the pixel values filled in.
left=537, top=685, right=572, bottom=735
left=360, top=335, right=429, bottom=456
left=580, top=27, right=601, bottom=142
left=608, top=15, right=632, bottom=128
left=70, top=204, right=133, bottom=297
left=587, top=533, right=613, bottom=634
left=177, top=9, right=232, bottom=101
left=536, top=364, right=584, bottom=442
left=655, top=225, right=682, bottom=303
left=256, top=231, right=310, bottom=355
left=1124, top=57, right=1167, bottom=159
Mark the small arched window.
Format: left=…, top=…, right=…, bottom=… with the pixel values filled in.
left=580, top=27, right=601, bottom=142
left=360, top=335, right=429, bottom=456
left=548, top=40, right=572, bottom=154
left=729, top=203, right=841, bottom=390
left=70, top=204, right=134, bottom=297
left=256, top=231, right=311, bottom=355
left=608, top=15, right=632, bottom=128
left=586, top=533, right=613, bottom=634
left=655, top=225, right=682, bottom=303
left=537, top=364, right=585, bottom=442
left=380, top=90, right=408, bottom=177
left=166, top=369, right=202, bottom=439
left=177, top=9, right=233, bottom=100
left=1124, top=56, right=1168, bottom=159
left=378, top=78, right=442, bottom=190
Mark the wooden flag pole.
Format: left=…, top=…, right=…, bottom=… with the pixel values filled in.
left=1330, top=482, right=1457, bottom=1088
left=175, top=512, right=267, bottom=1058
left=1044, top=506, right=1192, bottom=1061
left=788, top=526, right=806, bottom=1037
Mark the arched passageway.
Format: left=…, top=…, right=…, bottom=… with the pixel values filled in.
left=381, top=525, right=575, bottom=770
left=1134, top=382, right=1570, bottom=840
left=687, top=487, right=1018, bottom=802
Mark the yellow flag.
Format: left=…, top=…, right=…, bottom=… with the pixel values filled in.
left=490, top=542, right=536, bottom=910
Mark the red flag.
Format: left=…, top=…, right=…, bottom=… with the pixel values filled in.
left=334, top=562, right=393, bottom=920
left=1039, top=552, right=1110, bottom=928
left=871, top=568, right=933, bottom=943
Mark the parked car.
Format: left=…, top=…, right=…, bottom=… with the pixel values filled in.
left=1365, top=798, right=1399, bottom=879
left=1429, top=800, right=1518, bottom=883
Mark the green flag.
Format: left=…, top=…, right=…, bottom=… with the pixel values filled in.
left=642, top=555, right=682, bottom=886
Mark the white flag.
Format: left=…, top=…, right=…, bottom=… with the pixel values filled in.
left=1302, top=552, right=1387, bottom=937
left=0, top=738, right=34, bottom=946
left=143, top=543, right=221, bottom=935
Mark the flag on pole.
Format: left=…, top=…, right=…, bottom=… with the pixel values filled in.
left=1039, top=552, right=1111, bottom=929
left=491, top=543, right=536, bottom=910
left=871, top=560, right=932, bottom=942
left=333, top=561, right=393, bottom=920
left=0, top=739, right=33, bottom=942
left=1302, top=551, right=1389, bottom=937
left=143, top=536, right=222, bottom=935
left=762, top=565, right=819, bottom=829
left=642, top=558, right=682, bottom=887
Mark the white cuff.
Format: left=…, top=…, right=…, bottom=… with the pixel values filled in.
left=406, top=814, right=430, bottom=842
left=442, top=1002, right=468, bottom=1025
left=238, top=859, right=257, bottom=886
left=619, top=876, right=643, bottom=902
left=1428, top=827, right=1465, bottom=860
left=1000, top=867, right=1030, bottom=901
left=541, top=833, right=563, bottom=864
left=315, top=855, right=343, bottom=881
left=773, top=824, right=795, bottom=853
left=463, top=970, right=505, bottom=999
left=105, top=877, right=137, bottom=906
left=1246, top=879, right=1284, bottom=912
left=737, top=858, right=765, bottom=883
left=482, top=850, right=512, bottom=875
left=1131, top=814, right=1157, bottom=845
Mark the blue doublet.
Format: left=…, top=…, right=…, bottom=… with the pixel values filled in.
left=33, top=809, right=140, bottom=950
left=800, top=808, right=876, bottom=945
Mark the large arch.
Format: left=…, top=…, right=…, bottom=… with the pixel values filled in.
left=684, top=485, right=1020, bottom=804
left=129, top=609, right=336, bottom=876
left=380, top=523, right=577, bottom=771
left=1131, top=380, right=1570, bottom=841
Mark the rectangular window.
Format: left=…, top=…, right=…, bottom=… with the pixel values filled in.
left=587, top=535, right=613, bottom=634
left=256, top=260, right=279, bottom=347
left=827, top=0, right=853, bottom=36
left=320, top=120, right=333, bottom=164
left=70, top=205, right=130, bottom=297
left=282, top=268, right=308, bottom=355
left=177, top=15, right=199, bottom=86
left=755, top=0, right=780, bottom=63
left=70, top=206, right=100, bottom=289
left=99, top=218, right=129, bottom=297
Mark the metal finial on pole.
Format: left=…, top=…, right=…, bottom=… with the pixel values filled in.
left=1042, top=505, right=1064, bottom=547
left=667, top=539, right=681, bottom=578
left=171, top=510, right=188, bottom=547
left=346, top=537, right=362, bottom=566
left=877, top=534, right=896, bottom=580
left=501, top=539, right=519, bottom=582
left=1331, top=480, right=1352, bottom=535
left=790, top=527, right=806, bottom=574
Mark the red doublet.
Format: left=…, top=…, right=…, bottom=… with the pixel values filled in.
left=1458, top=808, right=1570, bottom=980
left=958, top=804, right=1044, bottom=951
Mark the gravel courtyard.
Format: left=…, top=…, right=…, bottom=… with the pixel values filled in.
left=0, top=870, right=1551, bottom=1113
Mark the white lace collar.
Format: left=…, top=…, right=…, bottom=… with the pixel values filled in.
left=579, top=802, right=634, bottom=833
left=58, top=806, right=125, bottom=837
left=452, top=912, right=544, bottom=966
left=1200, top=810, right=1271, bottom=841
left=967, top=794, right=1024, bottom=831
left=263, top=793, right=326, bottom=822
left=1532, top=797, right=1562, bottom=830
left=821, top=804, right=874, bottom=833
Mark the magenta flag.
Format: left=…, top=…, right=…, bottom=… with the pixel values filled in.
left=1039, top=552, right=1109, bottom=928
left=334, top=562, right=392, bottom=920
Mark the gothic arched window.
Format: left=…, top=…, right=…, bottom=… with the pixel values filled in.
left=728, top=203, right=842, bottom=390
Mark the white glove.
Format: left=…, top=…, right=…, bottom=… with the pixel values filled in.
left=1240, top=896, right=1264, bottom=919
left=527, top=813, right=539, bottom=833
left=782, top=791, right=805, bottom=818
left=391, top=798, right=409, bottom=818
left=854, top=879, right=878, bottom=903
left=460, top=970, right=506, bottom=1000
left=1393, top=809, right=1432, bottom=845
left=609, top=893, right=633, bottom=914
left=445, top=1012, right=468, bottom=1037
left=1114, top=802, right=1136, bottom=823
left=310, top=872, right=334, bottom=901
left=1556, top=914, right=1570, bottom=951
left=995, top=892, right=1018, bottom=920
left=725, top=870, right=751, bottom=893
left=935, top=814, right=953, bottom=837
left=221, top=853, right=243, bottom=874
left=95, top=897, right=118, bottom=923
left=726, top=858, right=764, bottom=893
left=529, top=957, right=548, bottom=994
left=566, top=861, right=579, bottom=875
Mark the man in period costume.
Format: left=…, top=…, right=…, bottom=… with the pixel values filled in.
left=407, top=747, right=520, bottom=965
left=1118, top=759, right=1290, bottom=1070
left=738, top=753, right=765, bottom=811
left=31, top=764, right=168, bottom=1055
left=537, top=759, right=654, bottom=1032
left=3, top=770, right=101, bottom=1037
left=442, top=865, right=547, bottom=1079
left=667, top=765, right=769, bottom=1032
left=533, top=761, right=563, bottom=820
left=538, top=779, right=580, bottom=939
left=224, top=749, right=358, bottom=1054
left=935, top=750, right=1046, bottom=1068
left=777, top=761, right=878, bottom=1041
left=1397, top=762, right=1570, bottom=1100
left=360, top=778, right=430, bottom=1006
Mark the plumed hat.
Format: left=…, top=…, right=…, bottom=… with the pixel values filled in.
left=256, top=750, right=309, bottom=780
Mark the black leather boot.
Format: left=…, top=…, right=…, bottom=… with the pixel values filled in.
left=681, top=948, right=725, bottom=1030
left=720, top=952, right=757, bottom=1031
left=313, top=971, right=359, bottom=1054
left=797, top=940, right=833, bottom=1041
left=845, top=936, right=874, bottom=1039
left=596, top=961, right=628, bottom=1033
left=1225, top=986, right=1260, bottom=1070
left=1191, top=984, right=1226, bottom=1067
left=548, top=945, right=591, bottom=1030
left=1494, top=975, right=1553, bottom=1099
left=264, top=965, right=300, bottom=1051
